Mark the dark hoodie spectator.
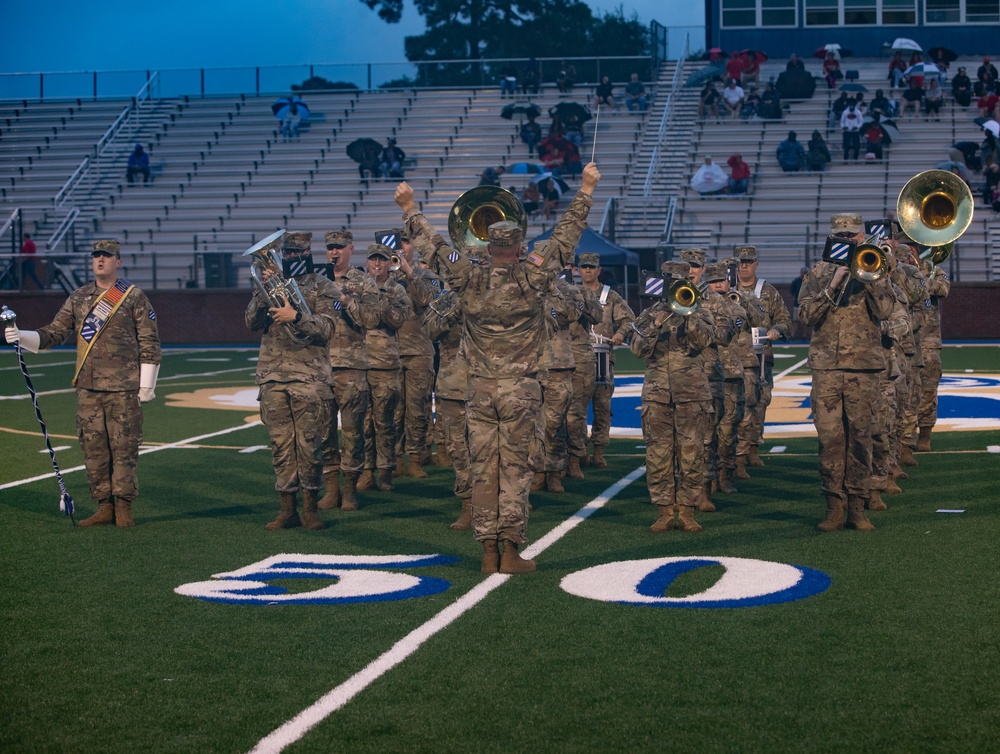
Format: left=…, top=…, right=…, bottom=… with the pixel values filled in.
left=777, top=131, right=805, bottom=172
left=759, top=82, right=782, bottom=120
left=126, top=143, right=150, bottom=184
left=806, top=130, right=832, bottom=172
left=952, top=67, right=973, bottom=107
left=869, top=89, right=893, bottom=118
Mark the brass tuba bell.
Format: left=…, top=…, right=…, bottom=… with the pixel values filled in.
left=448, top=185, right=528, bottom=249
left=243, top=229, right=313, bottom=345
left=896, top=169, right=974, bottom=265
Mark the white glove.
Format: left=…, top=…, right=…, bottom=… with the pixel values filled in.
left=5, top=326, right=40, bottom=353
left=139, top=363, right=159, bottom=403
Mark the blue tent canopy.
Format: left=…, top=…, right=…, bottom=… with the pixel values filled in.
left=527, top=227, right=640, bottom=267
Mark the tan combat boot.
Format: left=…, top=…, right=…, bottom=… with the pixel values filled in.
left=450, top=498, right=472, bottom=530
left=567, top=455, right=585, bottom=480
left=481, top=540, right=500, bottom=574
left=436, top=445, right=453, bottom=468
left=698, top=483, right=716, bottom=513
left=406, top=454, right=429, bottom=479
left=418, top=448, right=433, bottom=466
left=499, top=540, right=536, bottom=574
left=300, top=489, right=325, bottom=531
left=377, top=469, right=393, bottom=492
left=115, top=499, right=135, bottom=528
left=846, top=497, right=875, bottom=531
left=916, top=426, right=932, bottom=452
left=317, top=472, right=340, bottom=510
left=530, top=472, right=545, bottom=492
left=735, top=455, right=751, bottom=480
left=265, top=492, right=302, bottom=530
left=591, top=447, right=608, bottom=468
left=817, top=496, right=846, bottom=532
left=649, top=505, right=675, bottom=532
left=748, top=446, right=765, bottom=468
left=356, top=469, right=376, bottom=491
left=393, top=456, right=405, bottom=477
left=340, top=474, right=360, bottom=511
left=867, top=490, right=887, bottom=511
left=718, top=468, right=738, bottom=494
left=79, top=500, right=115, bottom=527
left=886, top=477, right=903, bottom=495
left=899, top=446, right=918, bottom=467
left=545, top=472, right=565, bottom=493
left=677, top=505, right=704, bottom=533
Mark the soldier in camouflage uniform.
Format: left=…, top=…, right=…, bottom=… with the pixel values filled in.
left=896, top=242, right=928, bottom=469
left=630, top=260, right=716, bottom=533
left=247, top=231, right=339, bottom=530
left=798, top=214, right=895, bottom=532
left=733, top=245, right=791, bottom=476
left=397, top=162, right=601, bottom=574
left=389, top=228, right=443, bottom=478
left=361, top=244, right=413, bottom=492
left=916, top=257, right=950, bottom=451
left=570, top=252, right=634, bottom=474
left=6, top=240, right=161, bottom=527
left=318, top=230, right=380, bottom=511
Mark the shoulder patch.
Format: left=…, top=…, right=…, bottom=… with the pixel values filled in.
left=447, top=251, right=460, bottom=264
left=526, top=251, right=545, bottom=267
left=148, top=310, right=156, bottom=321
left=735, top=316, right=744, bottom=329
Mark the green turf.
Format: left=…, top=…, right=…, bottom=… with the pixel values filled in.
left=1, top=346, right=998, bottom=753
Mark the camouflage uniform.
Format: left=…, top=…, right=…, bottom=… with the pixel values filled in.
left=798, top=251, right=895, bottom=510
left=364, top=254, right=412, bottom=472
left=321, top=230, right=380, bottom=479
left=630, top=262, right=716, bottom=525
left=896, top=258, right=928, bottom=457
left=36, top=254, right=160, bottom=506
left=917, top=261, right=950, bottom=434
left=404, top=190, right=592, bottom=545
left=871, top=277, right=911, bottom=498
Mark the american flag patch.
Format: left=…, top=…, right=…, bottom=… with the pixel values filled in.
left=644, top=277, right=664, bottom=297
left=526, top=252, right=545, bottom=267
left=447, top=251, right=460, bottom=264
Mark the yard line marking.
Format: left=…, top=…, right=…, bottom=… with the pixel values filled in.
left=0, top=421, right=261, bottom=491
left=0, top=348, right=207, bottom=372
left=0, top=365, right=255, bottom=401
left=247, top=465, right=647, bottom=754
left=775, top=357, right=808, bottom=380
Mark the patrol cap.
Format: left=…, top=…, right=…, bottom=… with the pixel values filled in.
left=487, top=220, right=522, bottom=247
left=283, top=231, right=312, bottom=251
left=679, top=248, right=706, bottom=267
left=92, top=239, right=121, bottom=257
left=830, top=213, right=863, bottom=235
left=703, top=261, right=728, bottom=283
left=367, top=243, right=392, bottom=260
left=733, top=245, right=757, bottom=261
left=577, top=252, right=601, bottom=268
left=325, top=229, right=353, bottom=248
left=660, top=260, right=690, bottom=280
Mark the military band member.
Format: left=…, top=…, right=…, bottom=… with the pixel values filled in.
left=798, top=214, right=895, bottom=532
left=247, top=231, right=339, bottom=530
left=733, top=245, right=791, bottom=475
left=896, top=242, right=928, bottom=469
left=396, top=162, right=601, bottom=574
left=571, top=252, right=634, bottom=472
left=631, top=260, right=716, bottom=533
left=4, top=239, right=160, bottom=527
left=318, top=230, right=380, bottom=511
left=916, top=257, right=949, bottom=451
left=361, top=244, right=413, bottom=492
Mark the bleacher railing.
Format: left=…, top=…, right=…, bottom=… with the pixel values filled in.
left=642, top=33, right=690, bottom=198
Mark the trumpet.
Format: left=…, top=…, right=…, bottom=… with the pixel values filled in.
left=389, top=253, right=402, bottom=271
left=666, top=279, right=701, bottom=316
left=243, top=229, right=313, bottom=345
left=726, top=290, right=742, bottom=304
left=896, top=169, right=973, bottom=266
left=849, top=239, right=887, bottom=283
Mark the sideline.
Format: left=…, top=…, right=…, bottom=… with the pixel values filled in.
left=0, top=421, right=261, bottom=491
left=247, top=466, right=647, bottom=754
left=774, top=357, right=808, bottom=381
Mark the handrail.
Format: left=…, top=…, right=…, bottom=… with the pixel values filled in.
left=47, top=207, right=80, bottom=251
left=597, top=197, right=614, bottom=235
left=662, top=196, right=677, bottom=242
left=0, top=208, right=20, bottom=239
left=642, top=33, right=689, bottom=198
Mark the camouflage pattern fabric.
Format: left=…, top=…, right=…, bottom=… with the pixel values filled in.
left=641, top=401, right=711, bottom=508
left=76, top=389, right=142, bottom=502
left=438, top=396, right=473, bottom=500
left=567, top=364, right=596, bottom=461
left=326, top=266, right=380, bottom=369
left=539, top=368, right=574, bottom=472
left=395, top=354, right=435, bottom=455
left=364, top=369, right=401, bottom=470
left=717, top=378, right=745, bottom=474
left=259, top=381, right=332, bottom=492
left=323, top=368, right=370, bottom=474
left=810, top=370, right=879, bottom=501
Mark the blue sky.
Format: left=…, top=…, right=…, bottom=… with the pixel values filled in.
left=0, top=0, right=704, bottom=74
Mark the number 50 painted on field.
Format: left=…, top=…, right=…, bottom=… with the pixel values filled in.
left=175, top=554, right=830, bottom=609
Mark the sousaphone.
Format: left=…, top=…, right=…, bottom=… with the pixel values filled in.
left=448, top=186, right=528, bottom=249
left=896, top=169, right=974, bottom=265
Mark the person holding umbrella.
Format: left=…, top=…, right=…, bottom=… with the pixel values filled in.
left=823, top=51, right=842, bottom=89
left=888, top=51, right=907, bottom=89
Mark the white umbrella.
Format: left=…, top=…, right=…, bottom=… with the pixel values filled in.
left=825, top=43, right=842, bottom=60
left=904, top=62, right=943, bottom=78
left=891, top=38, right=922, bottom=52
left=983, top=119, right=1000, bottom=138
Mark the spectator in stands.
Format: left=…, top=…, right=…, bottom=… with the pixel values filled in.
left=520, top=182, right=540, bottom=217
left=280, top=103, right=302, bottom=141
left=556, top=61, right=576, bottom=93
left=690, top=156, right=728, bottom=195
left=924, top=78, right=944, bottom=121
left=479, top=165, right=506, bottom=187
left=978, top=89, right=1000, bottom=120
left=563, top=114, right=583, bottom=148
left=741, top=87, right=760, bottom=120
left=593, top=76, right=616, bottom=110
left=727, top=153, right=751, bottom=194
left=977, top=57, right=998, bottom=89
left=520, top=115, right=542, bottom=154
left=742, top=53, right=761, bottom=89
left=759, top=82, right=782, bottom=120
left=840, top=101, right=864, bottom=161
left=983, top=163, right=1000, bottom=210
left=539, top=136, right=567, bottom=175
left=786, top=53, right=805, bottom=72
left=521, top=58, right=540, bottom=95
left=806, top=130, right=832, bottom=172
left=822, top=51, right=842, bottom=89
left=698, top=81, right=720, bottom=120
left=900, top=80, right=924, bottom=118
left=864, top=118, right=886, bottom=161
left=888, top=51, right=907, bottom=89
left=538, top=177, right=560, bottom=220
left=952, top=67, right=973, bottom=107
left=829, top=91, right=851, bottom=129
left=19, top=234, right=43, bottom=290
left=562, top=140, right=582, bottom=179
left=499, top=63, right=518, bottom=99
left=869, top=89, right=893, bottom=118
left=721, top=78, right=744, bottom=119
left=725, top=54, right=744, bottom=86
left=126, top=143, right=150, bottom=184
left=624, top=73, right=649, bottom=112
left=379, top=138, right=406, bottom=180
left=931, top=50, right=951, bottom=77
left=982, top=131, right=1000, bottom=170
left=777, top=131, right=806, bottom=172
left=853, top=92, right=866, bottom=113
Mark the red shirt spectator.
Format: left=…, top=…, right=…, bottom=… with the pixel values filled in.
left=728, top=154, right=751, bottom=180
left=725, top=55, right=744, bottom=84
left=21, top=235, right=36, bottom=256
left=978, top=92, right=999, bottom=118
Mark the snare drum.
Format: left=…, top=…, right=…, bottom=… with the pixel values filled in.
left=594, top=341, right=612, bottom=387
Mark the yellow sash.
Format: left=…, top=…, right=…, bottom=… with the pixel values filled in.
left=72, top=278, right=134, bottom=386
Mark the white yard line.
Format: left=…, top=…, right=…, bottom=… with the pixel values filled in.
left=774, top=357, right=808, bottom=381
left=248, top=465, right=647, bottom=754
left=0, top=365, right=255, bottom=401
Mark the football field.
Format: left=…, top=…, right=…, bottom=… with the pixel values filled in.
left=2, top=344, right=999, bottom=753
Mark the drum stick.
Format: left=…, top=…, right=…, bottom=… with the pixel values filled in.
left=590, top=105, right=601, bottom=163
